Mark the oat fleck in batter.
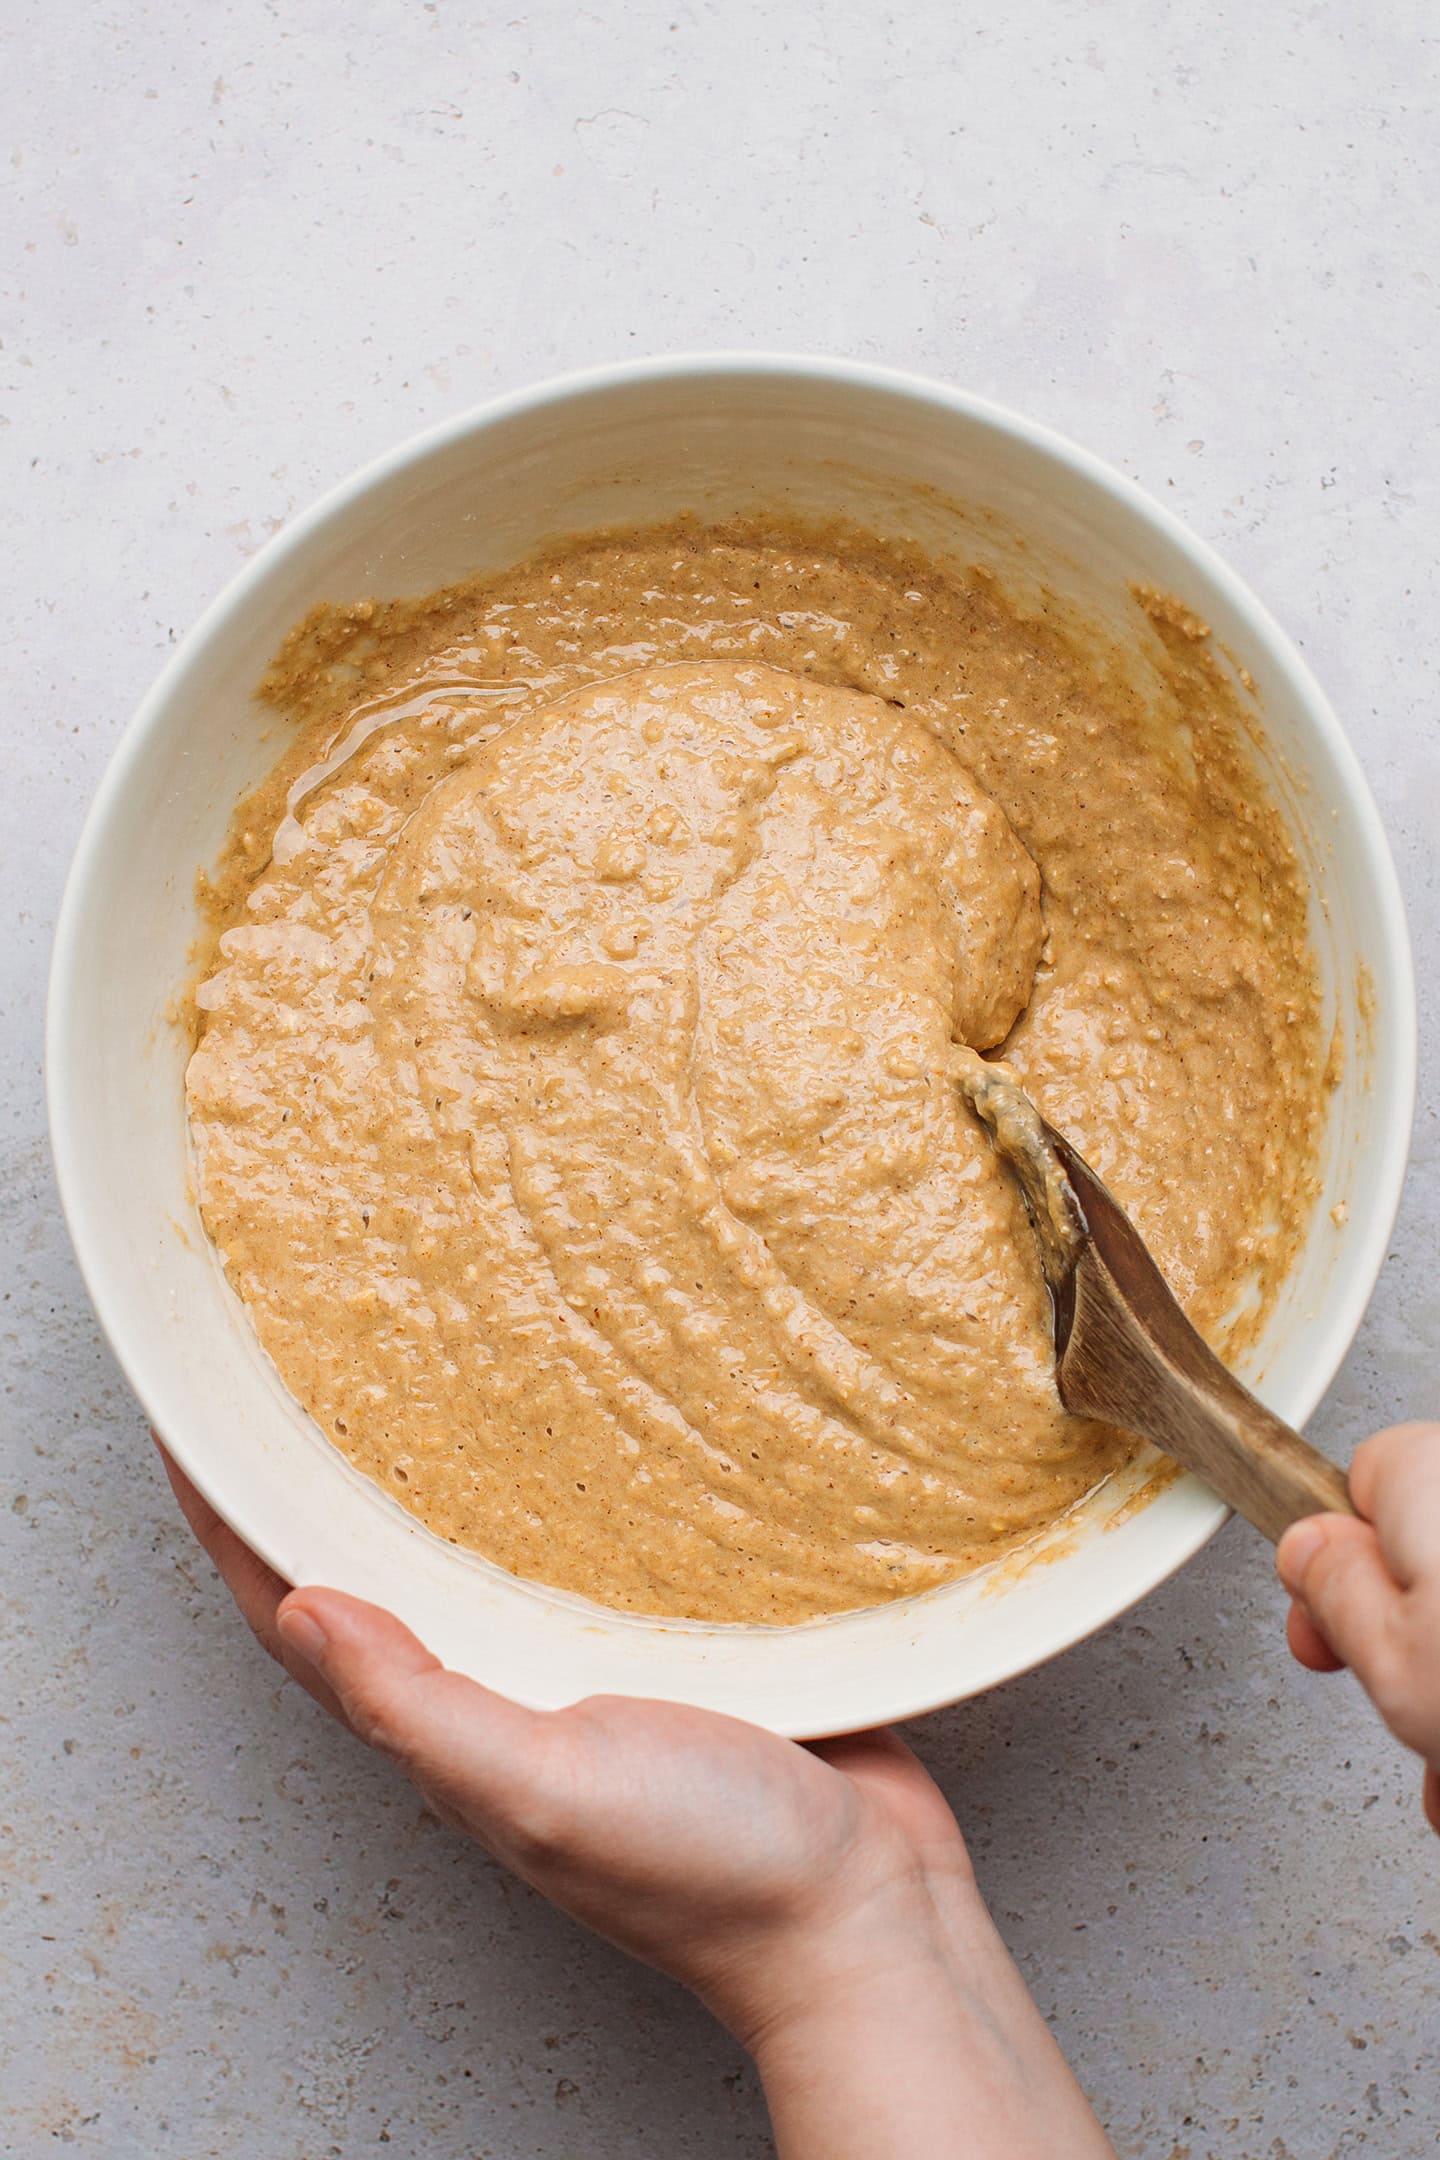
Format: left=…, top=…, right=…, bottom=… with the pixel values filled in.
left=186, top=519, right=1325, bottom=1622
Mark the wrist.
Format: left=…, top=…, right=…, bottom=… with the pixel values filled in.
left=735, top=1868, right=1117, bottom=2160
left=704, top=1850, right=986, bottom=2058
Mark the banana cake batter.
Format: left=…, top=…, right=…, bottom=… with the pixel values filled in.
left=185, top=517, right=1326, bottom=1622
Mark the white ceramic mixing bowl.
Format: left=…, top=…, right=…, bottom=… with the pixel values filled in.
left=47, top=356, right=1416, bottom=1737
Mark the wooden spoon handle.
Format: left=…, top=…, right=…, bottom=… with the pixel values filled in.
left=1058, top=1244, right=1355, bottom=1544
left=1132, top=1357, right=1354, bottom=1543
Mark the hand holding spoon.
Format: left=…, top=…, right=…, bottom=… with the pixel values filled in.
left=952, top=1049, right=1353, bottom=1541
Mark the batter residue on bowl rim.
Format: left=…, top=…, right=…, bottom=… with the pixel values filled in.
left=184, top=515, right=1327, bottom=1623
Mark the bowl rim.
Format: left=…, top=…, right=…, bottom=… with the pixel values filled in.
left=46, top=352, right=1419, bottom=1724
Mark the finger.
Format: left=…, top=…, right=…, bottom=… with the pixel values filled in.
left=1424, top=1766, right=1440, bottom=1840
left=276, top=1588, right=542, bottom=1844
left=1276, top=1515, right=1405, bottom=1708
left=156, top=1440, right=291, bottom=1631
left=1347, top=1423, right=1440, bottom=1586
left=154, top=1437, right=349, bottom=1725
left=806, top=1727, right=911, bottom=1771
left=1285, top=1599, right=1345, bottom=1673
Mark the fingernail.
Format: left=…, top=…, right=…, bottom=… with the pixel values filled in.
left=278, top=1607, right=328, bottom=1664
left=1276, top=1519, right=1325, bottom=1592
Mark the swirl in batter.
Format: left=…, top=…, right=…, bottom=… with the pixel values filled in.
left=186, top=520, right=1325, bottom=1621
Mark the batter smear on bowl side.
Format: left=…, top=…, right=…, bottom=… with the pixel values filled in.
left=185, top=517, right=1327, bottom=1622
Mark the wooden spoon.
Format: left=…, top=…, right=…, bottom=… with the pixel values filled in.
left=952, top=1049, right=1353, bottom=1541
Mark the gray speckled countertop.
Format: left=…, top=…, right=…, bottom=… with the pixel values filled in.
left=3, top=3, right=1438, bottom=2154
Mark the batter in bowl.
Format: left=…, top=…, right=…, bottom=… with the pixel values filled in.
left=186, top=517, right=1326, bottom=1622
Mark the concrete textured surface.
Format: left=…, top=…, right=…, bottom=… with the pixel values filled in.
left=3, top=0, right=1438, bottom=2152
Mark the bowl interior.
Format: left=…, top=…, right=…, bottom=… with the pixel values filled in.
left=48, top=362, right=1414, bottom=1736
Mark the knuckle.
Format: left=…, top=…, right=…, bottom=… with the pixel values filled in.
left=344, top=1688, right=411, bottom=1762
left=504, top=1798, right=572, bottom=1873
left=1300, top=1540, right=1354, bottom=1624
left=416, top=1787, right=474, bottom=1837
left=501, top=1722, right=585, bottom=1872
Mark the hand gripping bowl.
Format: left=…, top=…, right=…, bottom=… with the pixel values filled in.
left=47, top=356, right=1416, bottom=1737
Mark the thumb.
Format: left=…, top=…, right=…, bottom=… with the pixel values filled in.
left=1276, top=1515, right=1403, bottom=1703
left=277, top=1588, right=543, bottom=1839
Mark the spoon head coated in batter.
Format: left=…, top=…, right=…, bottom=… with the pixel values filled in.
left=951, top=1048, right=1353, bottom=1544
